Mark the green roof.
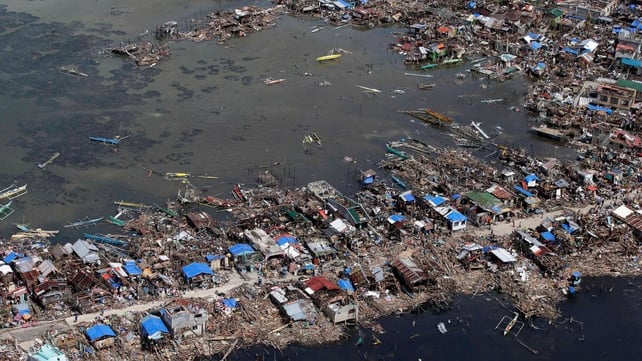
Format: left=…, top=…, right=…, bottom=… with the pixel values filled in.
left=465, top=191, right=501, bottom=209
left=549, top=8, right=563, bottom=18
left=616, top=79, right=642, bottom=93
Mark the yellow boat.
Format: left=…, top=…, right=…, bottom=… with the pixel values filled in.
left=316, top=54, right=342, bottom=62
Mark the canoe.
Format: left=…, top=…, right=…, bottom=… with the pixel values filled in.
left=316, top=54, right=342, bottom=62
left=420, top=63, right=437, bottom=70
left=425, top=108, right=454, bottom=123
left=385, top=144, right=410, bottom=160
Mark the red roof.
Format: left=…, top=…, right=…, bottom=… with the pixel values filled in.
left=305, top=276, right=339, bottom=292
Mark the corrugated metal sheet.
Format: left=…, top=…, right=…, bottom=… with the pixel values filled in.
left=391, top=258, right=427, bottom=286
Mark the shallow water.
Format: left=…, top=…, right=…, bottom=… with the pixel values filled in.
left=220, top=276, right=642, bottom=361
left=0, top=0, right=567, bottom=237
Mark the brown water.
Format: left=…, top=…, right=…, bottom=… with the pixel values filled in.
left=0, top=0, right=562, bottom=236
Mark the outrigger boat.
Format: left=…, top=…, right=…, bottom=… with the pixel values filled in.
left=495, top=312, right=524, bottom=337
left=385, top=144, right=410, bottom=160
left=0, top=201, right=14, bottom=221
left=64, top=217, right=103, bottom=229
left=0, top=184, right=27, bottom=201
left=264, top=78, right=286, bottom=85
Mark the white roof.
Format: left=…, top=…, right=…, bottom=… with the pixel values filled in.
left=490, top=248, right=517, bottom=263
left=612, top=205, right=634, bottom=220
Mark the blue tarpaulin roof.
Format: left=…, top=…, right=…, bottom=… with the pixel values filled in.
left=622, top=57, right=642, bottom=68
left=525, top=173, right=539, bottom=182
left=182, top=262, right=213, bottom=279
left=528, top=32, right=542, bottom=40
left=586, top=103, right=613, bottom=114
left=337, top=279, right=355, bottom=292
left=141, top=315, right=169, bottom=339
left=514, top=185, right=533, bottom=197
left=362, top=175, right=374, bottom=184
left=562, top=47, right=579, bottom=55
left=541, top=231, right=556, bottom=242
left=228, top=243, right=255, bottom=256
left=561, top=223, right=578, bottom=234
left=222, top=298, right=237, bottom=308
left=86, top=324, right=116, bottom=342
left=3, top=252, right=17, bottom=264
left=530, top=41, right=542, bottom=50
left=447, top=210, right=467, bottom=222
left=388, top=214, right=406, bottom=223
left=423, top=194, right=447, bottom=207
left=275, top=235, right=298, bottom=246
left=123, top=262, right=142, bottom=276
left=400, top=192, right=415, bottom=202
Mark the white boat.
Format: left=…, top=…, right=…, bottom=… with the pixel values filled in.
left=471, top=121, right=490, bottom=139
left=0, top=184, right=27, bottom=201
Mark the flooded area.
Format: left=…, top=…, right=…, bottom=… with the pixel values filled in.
left=0, top=0, right=561, bottom=236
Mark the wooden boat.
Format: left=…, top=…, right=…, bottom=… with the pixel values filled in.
left=503, top=313, right=519, bottom=336
left=316, top=54, right=341, bottom=62
left=417, top=83, right=436, bottom=90
left=385, top=144, right=410, bottom=160
left=441, top=58, right=463, bottom=66
left=424, top=108, right=454, bottom=123
left=38, top=152, right=60, bottom=169
left=0, top=184, right=27, bottom=201
left=264, top=78, right=286, bottom=85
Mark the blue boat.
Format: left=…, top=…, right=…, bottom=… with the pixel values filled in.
left=84, top=233, right=128, bottom=247
left=89, top=135, right=129, bottom=145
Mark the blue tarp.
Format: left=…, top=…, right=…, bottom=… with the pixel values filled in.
left=528, top=32, right=542, bottom=40
left=337, top=279, right=355, bottom=292
left=586, top=103, right=613, bottom=114
left=572, top=271, right=582, bottom=279
left=423, top=194, right=446, bottom=207
left=622, top=57, right=642, bottom=68
left=141, top=315, right=169, bottom=339
left=561, top=223, right=578, bottom=234
left=123, top=262, right=142, bottom=276
left=334, top=0, right=352, bottom=9
left=446, top=210, right=467, bottom=222
left=389, top=214, right=406, bottom=223
left=86, top=324, right=116, bottom=342
left=400, top=192, right=415, bottom=202
left=562, top=47, right=579, bottom=55
left=541, top=231, right=556, bottom=242
left=525, top=173, right=539, bottom=183
left=222, top=298, right=237, bottom=308
left=514, top=185, right=533, bottom=197
left=275, top=235, right=298, bottom=246
left=530, top=41, right=542, bottom=50
left=3, top=252, right=17, bottom=264
left=362, top=175, right=374, bottom=184
left=228, top=243, right=255, bottom=256
left=182, top=262, right=213, bottom=279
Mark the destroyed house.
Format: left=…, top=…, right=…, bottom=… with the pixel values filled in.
left=85, top=324, right=116, bottom=349
left=70, top=270, right=98, bottom=291
left=71, top=239, right=99, bottom=263
left=159, top=302, right=208, bottom=339
left=612, top=205, right=642, bottom=238
left=514, top=231, right=553, bottom=257
left=185, top=211, right=215, bottom=231
left=244, top=228, right=285, bottom=260
left=33, top=280, right=68, bottom=307
left=181, top=262, right=213, bottom=285
left=303, top=276, right=358, bottom=323
left=228, top=243, right=260, bottom=264
left=140, top=314, right=169, bottom=341
left=463, top=191, right=505, bottom=224
left=270, top=285, right=316, bottom=322
left=27, top=343, right=68, bottom=361
left=305, top=239, right=337, bottom=261
left=592, top=83, right=636, bottom=111
left=307, top=180, right=369, bottom=227
left=391, top=257, right=428, bottom=290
